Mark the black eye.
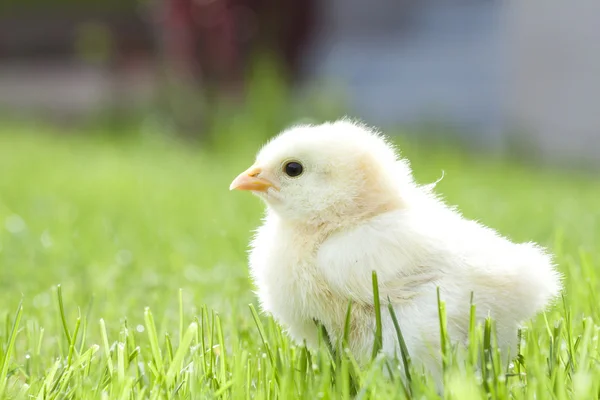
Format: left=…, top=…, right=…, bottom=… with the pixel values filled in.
left=284, top=161, right=303, bottom=177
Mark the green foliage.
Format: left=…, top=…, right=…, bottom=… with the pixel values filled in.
left=0, top=125, right=599, bottom=398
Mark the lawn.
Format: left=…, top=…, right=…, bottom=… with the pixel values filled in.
left=0, top=123, right=599, bottom=399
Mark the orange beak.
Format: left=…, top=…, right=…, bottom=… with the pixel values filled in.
left=229, top=165, right=275, bottom=192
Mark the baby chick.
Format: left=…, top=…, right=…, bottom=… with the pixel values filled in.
left=230, top=119, right=561, bottom=382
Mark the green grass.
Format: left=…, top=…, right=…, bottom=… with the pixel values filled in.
left=0, top=123, right=599, bottom=399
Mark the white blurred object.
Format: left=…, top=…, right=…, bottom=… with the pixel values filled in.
left=303, top=0, right=505, bottom=142
left=303, top=0, right=600, bottom=164
left=505, top=0, right=600, bottom=163
left=0, top=61, right=156, bottom=119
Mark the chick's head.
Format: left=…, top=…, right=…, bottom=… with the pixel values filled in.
left=230, top=119, right=414, bottom=225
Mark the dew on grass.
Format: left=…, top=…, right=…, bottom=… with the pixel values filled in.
left=33, top=292, right=51, bottom=309
left=41, top=230, right=53, bottom=248
left=5, top=214, right=27, bottom=234
left=116, top=249, right=133, bottom=266
left=184, top=264, right=203, bottom=283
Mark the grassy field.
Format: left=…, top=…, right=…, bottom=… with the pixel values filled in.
left=0, top=123, right=599, bottom=399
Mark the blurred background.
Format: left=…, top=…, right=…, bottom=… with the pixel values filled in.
left=0, top=1, right=599, bottom=382
left=0, top=0, right=599, bottom=165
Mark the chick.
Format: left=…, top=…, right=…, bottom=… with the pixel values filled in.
left=230, top=119, right=561, bottom=382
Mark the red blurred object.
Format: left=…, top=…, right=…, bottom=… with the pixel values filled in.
left=161, top=0, right=316, bottom=96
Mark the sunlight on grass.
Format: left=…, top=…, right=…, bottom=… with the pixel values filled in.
left=0, top=125, right=599, bottom=398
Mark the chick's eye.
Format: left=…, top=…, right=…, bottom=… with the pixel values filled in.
left=284, top=161, right=303, bottom=177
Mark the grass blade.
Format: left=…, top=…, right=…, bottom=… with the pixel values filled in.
left=0, top=301, right=23, bottom=395
left=387, top=300, right=412, bottom=386
left=248, top=303, right=279, bottom=385
left=166, top=322, right=197, bottom=387
left=371, top=271, right=383, bottom=360
left=144, top=307, right=164, bottom=376
left=436, top=287, right=448, bottom=374
left=56, top=285, right=72, bottom=347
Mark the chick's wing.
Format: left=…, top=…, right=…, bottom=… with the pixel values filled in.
left=316, top=212, right=439, bottom=306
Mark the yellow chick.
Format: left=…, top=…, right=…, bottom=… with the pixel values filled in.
left=230, top=119, right=561, bottom=383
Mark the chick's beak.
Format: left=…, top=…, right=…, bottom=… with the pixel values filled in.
left=229, top=165, right=275, bottom=192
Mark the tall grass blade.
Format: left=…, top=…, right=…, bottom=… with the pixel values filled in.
left=387, top=300, right=412, bottom=386
left=0, top=301, right=23, bottom=395
left=371, top=271, right=383, bottom=360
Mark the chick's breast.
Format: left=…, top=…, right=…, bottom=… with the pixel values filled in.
left=249, top=213, right=343, bottom=349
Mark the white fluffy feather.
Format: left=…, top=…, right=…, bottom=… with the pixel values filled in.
left=233, top=119, right=562, bottom=383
